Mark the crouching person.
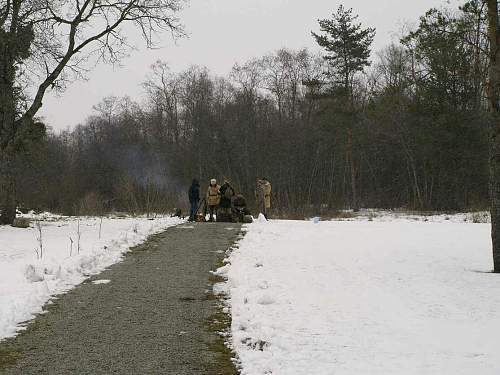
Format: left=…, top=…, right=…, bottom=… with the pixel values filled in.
left=206, top=178, right=220, bottom=222
left=233, top=194, right=253, bottom=223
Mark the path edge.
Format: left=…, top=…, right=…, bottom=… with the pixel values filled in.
left=206, top=227, right=248, bottom=375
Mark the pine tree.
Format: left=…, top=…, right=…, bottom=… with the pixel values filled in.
left=312, top=5, right=375, bottom=211
left=312, top=5, right=375, bottom=97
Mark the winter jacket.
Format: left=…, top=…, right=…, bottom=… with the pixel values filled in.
left=206, top=184, right=221, bottom=206
left=262, top=181, right=271, bottom=209
left=219, top=183, right=235, bottom=209
left=189, top=180, right=200, bottom=203
left=256, top=180, right=272, bottom=209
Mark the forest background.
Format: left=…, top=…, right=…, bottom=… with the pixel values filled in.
left=12, top=1, right=490, bottom=218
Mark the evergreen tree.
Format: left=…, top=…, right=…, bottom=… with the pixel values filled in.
left=312, top=5, right=376, bottom=96
left=312, top=5, right=375, bottom=211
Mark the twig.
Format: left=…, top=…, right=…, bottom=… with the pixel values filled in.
left=35, top=221, right=43, bottom=259
left=77, top=219, right=81, bottom=254
left=69, top=236, right=74, bottom=257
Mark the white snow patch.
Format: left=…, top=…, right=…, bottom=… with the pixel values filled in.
left=257, top=214, right=267, bottom=223
left=223, top=218, right=500, bottom=375
left=330, top=209, right=491, bottom=224
left=213, top=282, right=227, bottom=296
left=213, top=264, right=230, bottom=276
left=92, top=279, right=111, bottom=285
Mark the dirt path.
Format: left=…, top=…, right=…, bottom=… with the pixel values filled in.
left=0, top=222, right=241, bottom=375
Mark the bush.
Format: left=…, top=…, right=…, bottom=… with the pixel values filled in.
left=12, top=217, right=31, bottom=228
left=78, top=191, right=104, bottom=216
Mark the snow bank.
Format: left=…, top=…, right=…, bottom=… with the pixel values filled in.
left=0, top=214, right=183, bottom=340
left=329, top=209, right=491, bottom=223
left=222, top=219, right=500, bottom=375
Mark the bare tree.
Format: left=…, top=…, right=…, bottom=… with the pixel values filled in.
left=143, top=61, right=181, bottom=143
left=0, top=0, right=185, bottom=224
left=230, top=59, right=262, bottom=103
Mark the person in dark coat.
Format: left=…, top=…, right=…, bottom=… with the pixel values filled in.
left=219, top=180, right=235, bottom=211
left=188, top=178, right=200, bottom=221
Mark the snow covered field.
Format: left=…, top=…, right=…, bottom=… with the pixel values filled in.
left=0, top=214, right=183, bottom=340
left=219, top=215, right=500, bottom=375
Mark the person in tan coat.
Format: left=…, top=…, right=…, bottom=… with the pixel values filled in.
left=206, top=178, right=221, bottom=222
left=256, top=178, right=272, bottom=219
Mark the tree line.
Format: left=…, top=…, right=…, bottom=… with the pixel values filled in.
left=0, top=0, right=184, bottom=224
left=12, top=1, right=491, bottom=218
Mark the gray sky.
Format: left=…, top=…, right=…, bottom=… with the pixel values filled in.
left=40, top=0, right=459, bottom=131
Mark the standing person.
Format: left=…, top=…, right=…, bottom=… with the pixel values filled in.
left=206, top=178, right=221, bottom=222
left=218, top=179, right=235, bottom=221
left=256, top=178, right=272, bottom=219
left=188, top=179, right=200, bottom=222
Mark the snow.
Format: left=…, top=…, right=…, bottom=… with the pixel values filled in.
left=220, top=215, right=500, bottom=375
left=257, top=213, right=268, bottom=223
left=0, top=214, right=183, bottom=340
left=328, top=209, right=491, bottom=224
left=92, top=279, right=111, bottom=285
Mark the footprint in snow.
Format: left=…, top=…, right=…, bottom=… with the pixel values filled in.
left=258, top=281, right=269, bottom=289
left=257, top=295, right=275, bottom=305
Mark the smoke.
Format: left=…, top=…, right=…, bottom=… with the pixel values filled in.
left=110, top=144, right=182, bottom=192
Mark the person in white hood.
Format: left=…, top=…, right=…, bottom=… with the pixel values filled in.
left=205, top=178, right=221, bottom=221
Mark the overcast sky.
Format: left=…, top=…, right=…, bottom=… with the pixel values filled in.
left=40, top=0, right=460, bottom=131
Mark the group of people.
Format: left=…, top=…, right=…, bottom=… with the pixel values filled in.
left=188, top=177, right=272, bottom=222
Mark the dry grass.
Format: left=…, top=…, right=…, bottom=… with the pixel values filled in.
left=0, top=348, right=21, bottom=370
left=203, top=242, right=242, bottom=375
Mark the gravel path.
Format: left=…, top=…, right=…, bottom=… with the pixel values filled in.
left=0, top=222, right=241, bottom=375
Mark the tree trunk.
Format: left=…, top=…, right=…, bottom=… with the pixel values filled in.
left=486, top=0, right=500, bottom=272
left=347, top=128, right=359, bottom=211
left=0, top=154, right=16, bottom=225
left=0, top=61, right=17, bottom=225
left=490, top=127, right=500, bottom=273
